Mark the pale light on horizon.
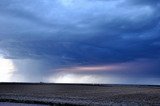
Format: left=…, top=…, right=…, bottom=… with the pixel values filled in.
left=47, top=73, right=105, bottom=84
left=0, top=57, right=15, bottom=82
left=55, top=65, right=124, bottom=73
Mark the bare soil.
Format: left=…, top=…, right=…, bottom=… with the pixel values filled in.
left=0, top=83, right=160, bottom=106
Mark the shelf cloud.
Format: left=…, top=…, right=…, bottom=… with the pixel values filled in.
left=0, top=0, right=160, bottom=84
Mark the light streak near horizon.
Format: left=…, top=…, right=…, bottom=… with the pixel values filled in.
left=55, top=64, right=125, bottom=73
left=0, top=57, right=15, bottom=82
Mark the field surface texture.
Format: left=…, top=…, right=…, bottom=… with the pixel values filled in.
left=0, top=102, right=47, bottom=106
left=0, top=83, right=160, bottom=106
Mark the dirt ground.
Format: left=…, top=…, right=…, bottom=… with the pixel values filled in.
left=0, top=83, right=160, bottom=106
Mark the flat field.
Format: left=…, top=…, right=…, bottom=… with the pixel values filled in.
left=0, top=83, right=160, bottom=106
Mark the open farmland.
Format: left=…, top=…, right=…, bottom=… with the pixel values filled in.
left=0, top=83, right=160, bottom=106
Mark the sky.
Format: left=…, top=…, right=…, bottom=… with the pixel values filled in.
left=0, top=0, right=160, bottom=84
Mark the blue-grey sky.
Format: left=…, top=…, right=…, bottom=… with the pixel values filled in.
left=0, top=0, right=160, bottom=84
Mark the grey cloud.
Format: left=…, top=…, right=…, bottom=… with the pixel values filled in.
left=0, top=0, right=160, bottom=83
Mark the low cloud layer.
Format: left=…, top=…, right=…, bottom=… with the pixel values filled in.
left=0, top=0, right=160, bottom=84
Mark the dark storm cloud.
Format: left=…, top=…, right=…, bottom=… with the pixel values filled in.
left=0, top=0, right=160, bottom=80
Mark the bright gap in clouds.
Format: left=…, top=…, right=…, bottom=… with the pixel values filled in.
left=0, top=57, right=15, bottom=82
left=47, top=73, right=105, bottom=84
left=47, top=73, right=160, bottom=85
